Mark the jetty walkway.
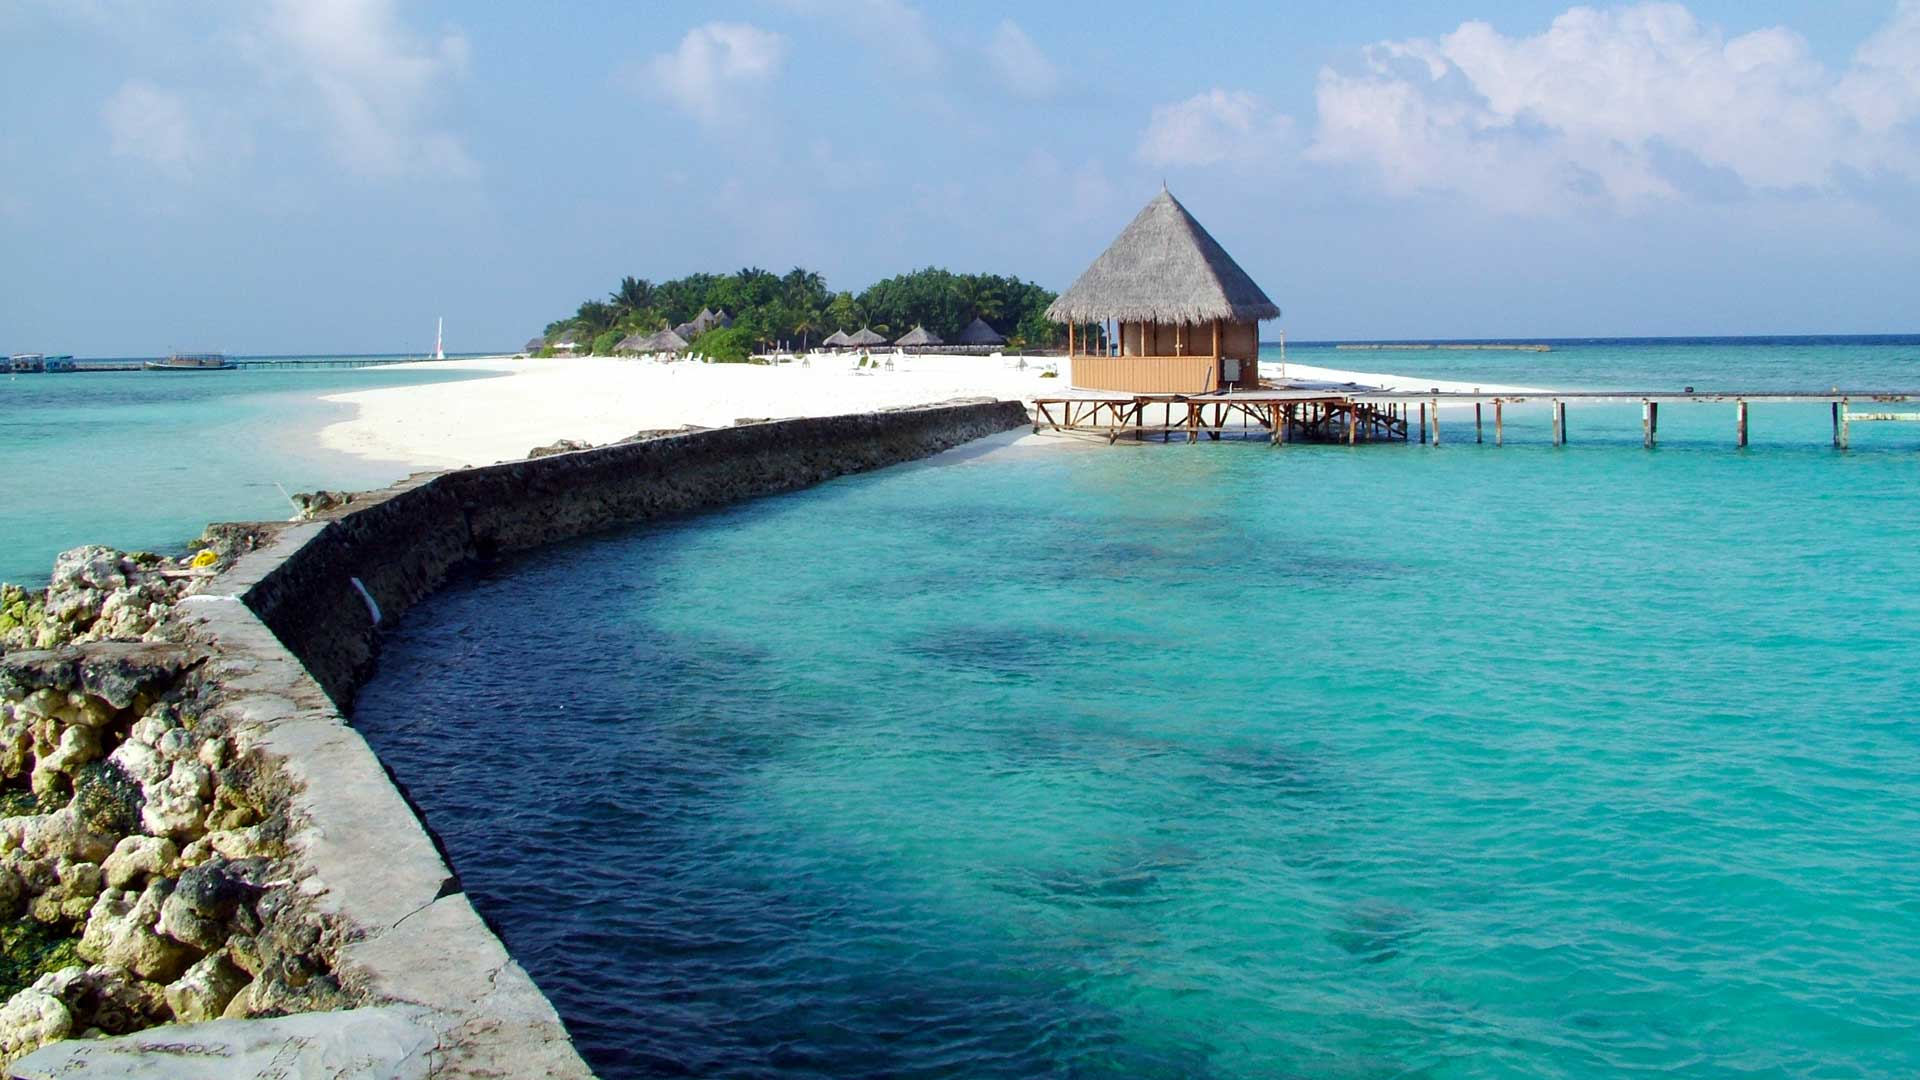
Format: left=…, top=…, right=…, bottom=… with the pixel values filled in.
left=1032, top=387, right=1920, bottom=448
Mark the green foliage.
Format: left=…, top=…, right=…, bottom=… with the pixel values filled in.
left=538, top=346, right=556, bottom=359
left=590, top=330, right=622, bottom=356
left=551, top=266, right=1060, bottom=354
left=695, top=326, right=755, bottom=363
left=0, top=919, right=81, bottom=1000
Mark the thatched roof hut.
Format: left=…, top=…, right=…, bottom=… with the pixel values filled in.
left=622, top=328, right=689, bottom=354
left=523, top=337, right=546, bottom=355
left=671, top=321, right=698, bottom=340
left=845, top=327, right=887, bottom=348
left=685, top=308, right=734, bottom=336
left=955, top=318, right=1006, bottom=347
left=894, top=325, right=942, bottom=347
left=1047, top=188, right=1277, bottom=393
left=821, top=329, right=854, bottom=348
left=552, top=331, right=583, bottom=353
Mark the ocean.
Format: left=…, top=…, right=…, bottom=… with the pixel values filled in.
left=0, top=358, right=492, bottom=584
left=347, top=338, right=1920, bottom=1078
left=4, top=338, right=1915, bottom=588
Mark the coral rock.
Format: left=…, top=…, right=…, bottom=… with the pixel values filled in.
left=0, top=988, right=72, bottom=1063
left=163, top=953, right=248, bottom=1023
left=101, top=835, right=179, bottom=890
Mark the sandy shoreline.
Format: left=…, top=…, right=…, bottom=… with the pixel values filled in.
left=317, top=353, right=1546, bottom=472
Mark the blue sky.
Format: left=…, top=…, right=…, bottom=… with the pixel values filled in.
left=2, top=1, right=1917, bottom=354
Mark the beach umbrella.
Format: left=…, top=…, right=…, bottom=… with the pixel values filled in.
left=894, top=325, right=943, bottom=347
left=846, top=327, right=887, bottom=348
left=821, top=329, right=854, bottom=349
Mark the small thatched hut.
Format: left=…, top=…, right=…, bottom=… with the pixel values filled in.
left=1046, top=188, right=1278, bottom=394
left=523, top=336, right=546, bottom=355
left=894, top=325, right=942, bottom=349
left=552, top=331, right=583, bottom=354
left=821, top=329, right=854, bottom=349
left=671, top=321, right=698, bottom=340
left=845, top=327, right=887, bottom=349
left=616, top=328, right=689, bottom=355
left=956, top=318, right=1006, bottom=348
left=686, top=308, right=733, bottom=335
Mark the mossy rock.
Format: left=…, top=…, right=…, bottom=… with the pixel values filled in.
left=0, top=918, right=81, bottom=1000
left=71, top=761, right=143, bottom=836
left=0, top=785, right=65, bottom=820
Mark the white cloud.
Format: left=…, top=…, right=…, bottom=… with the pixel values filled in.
left=1137, top=89, right=1294, bottom=168
left=775, top=0, right=941, bottom=72
left=645, top=22, right=787, bottom=126
left=244, top=0, right=475, bottom=180
left=987, top=20, right=1058, bottom=99
left=102, top=81, right=200, bottom=179
left=1309, top=2, right=1920, bottom=214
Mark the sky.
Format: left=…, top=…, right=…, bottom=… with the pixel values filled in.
left=3, top=1, right=1919, bottom=354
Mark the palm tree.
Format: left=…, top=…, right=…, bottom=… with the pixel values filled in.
left=610, top=276, right=654, bottom=316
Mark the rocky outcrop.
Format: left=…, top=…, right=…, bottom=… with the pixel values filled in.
left=0, top=638, right=355, bottom=1065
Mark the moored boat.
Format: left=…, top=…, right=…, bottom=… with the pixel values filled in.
left=8, top=353, right=45, bottom=373
left=144, top=352, right=232, bottom=371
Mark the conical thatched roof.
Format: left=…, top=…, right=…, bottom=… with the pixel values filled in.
left=956, top=317, right=1006, bottom=346
left=687, top=307, right=734, bottom=335
left=821, top=329, right=854, bottom=347
left=894, top=325, right=942, bottom=347
left=523, top=337, right=546, bottom=353
left=846, top=327, right=887, bottom=347
left=671, top=321, right=698, bottom=339
left=635, top=328, right=689, bottom=352
left=1046, top=189, right=1279, bottom=325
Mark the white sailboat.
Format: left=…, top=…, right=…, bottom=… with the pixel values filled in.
left=433, top=317, right=445, bottom=361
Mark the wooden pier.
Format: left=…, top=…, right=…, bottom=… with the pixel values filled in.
left=1032, top=388, right=1920, bottom=449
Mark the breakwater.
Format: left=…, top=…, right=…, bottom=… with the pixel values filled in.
left=0, top=400, right=1029, bottom=1074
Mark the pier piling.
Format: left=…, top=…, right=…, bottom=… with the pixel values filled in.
left=1419, top=403, right=1428, bottom=445
left=1476, top=402, right=1484, bottom=443
left=1737, top=401, right=1748, bottom=448
left=1431, top=399, right=1441, bottom=445
left=1495, top=400, right=1504, bottom=446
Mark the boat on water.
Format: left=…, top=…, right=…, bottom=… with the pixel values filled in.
left=42, top=355, right=76, bottom=372
left=9, top=353, right=45, bottom=373
left=145, top=352, right=232, bottom=371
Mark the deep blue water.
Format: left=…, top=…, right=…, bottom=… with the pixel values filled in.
left=353, top=364, right=1920, bottom=1078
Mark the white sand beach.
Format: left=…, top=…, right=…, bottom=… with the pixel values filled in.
left=318, top=353, right=1546, bottom=471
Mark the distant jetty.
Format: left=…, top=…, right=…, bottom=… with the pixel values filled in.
left=1336, top=343, right=1552, bottom=352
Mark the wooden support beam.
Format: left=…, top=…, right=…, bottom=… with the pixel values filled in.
left=1832, top=401, right=1841, bottom=447
left=1495, top=400, right=1504, bottom=446
left=1839, top=399, right=1850, bottom=450
left=1419, top=402, right=1428, bottom=444
left=1476, top=402, right=1484, bottom=443
left=1737, top=400, right=1748, bottom=448
left=1552, top=400, right=1565, bottom=445
left=1347, top=404, right=1357, bottom=445
left=1642, top=400, right=1654, bottom=448
left=1431, top=399, right=1441, bottom=445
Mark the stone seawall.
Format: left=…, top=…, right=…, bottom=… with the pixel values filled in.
left=5, top=401, right=1030, bottom=1076
left=249, top=400, right=1031, bottom=706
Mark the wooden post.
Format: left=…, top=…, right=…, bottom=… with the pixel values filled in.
left=1552, top=400, right=1564, bottom=445
left=1642, top=401, right=1654, bottom=448
left=1832, top=401, right=1841, bottom=447
left=1431, top=399, right=1441, bottom=445
left=1347, top=404, right=1357, bottom=445
left=1067, top=321, right=1074, bottom=358
left=1737, top=400, right=1748, bottom=448
left=1188, top=403, right=1199, bottom=444
left=1839, top=399, right=1850, bottom=450
left=1419, top=402, right=1428, bottom=444
left=1495, top=400, right=1504, bottom=446
left=1476, top=402, right=1483, bottom=443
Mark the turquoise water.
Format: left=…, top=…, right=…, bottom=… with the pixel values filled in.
left=0, top=362, right=490, bottom=584
left=354, top=386, right=1920, bottom=1076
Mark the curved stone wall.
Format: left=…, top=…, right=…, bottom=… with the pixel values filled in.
left=8, top=400, right=1029, bottom=1076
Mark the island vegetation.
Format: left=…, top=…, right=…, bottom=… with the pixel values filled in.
left=538, top=267, right=1063, bottom=357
